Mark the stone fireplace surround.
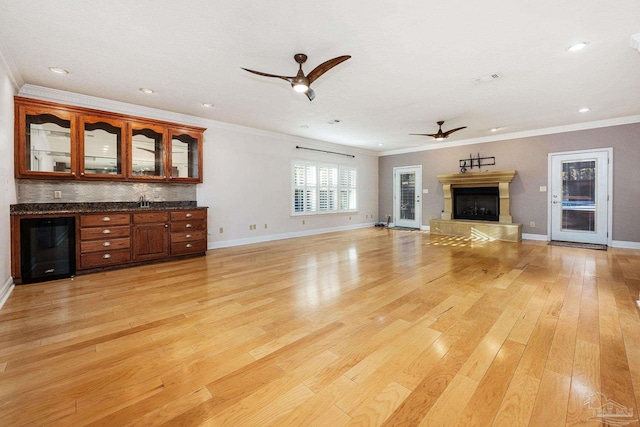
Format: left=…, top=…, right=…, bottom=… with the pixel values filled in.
left=429, top=170, right=522, bottom=242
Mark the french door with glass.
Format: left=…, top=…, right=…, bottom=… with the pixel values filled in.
left=393, top=166, right=422, bottom=228
left=549, top=150, right=610, bottom=245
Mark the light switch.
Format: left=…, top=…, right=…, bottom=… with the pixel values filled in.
left=422, top=189, right=429, bottom=194
left=539, top=186, right=547, bottom=192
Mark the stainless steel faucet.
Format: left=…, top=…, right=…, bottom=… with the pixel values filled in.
left=139, top=195, right=150, bottom=208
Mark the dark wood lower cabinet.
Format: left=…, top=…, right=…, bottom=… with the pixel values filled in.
left=11, top=207, right=207, bottom=283
left=133, top=214, right=170, bottom=261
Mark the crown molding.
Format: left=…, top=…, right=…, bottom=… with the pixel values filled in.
left=19, top=84, right=206, bottom=126
left=378, top=115, right=640, bottom=157
left=18, top=85, right=378, bottom=158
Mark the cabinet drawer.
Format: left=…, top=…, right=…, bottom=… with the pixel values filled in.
left=171, top=219, right=206, bottom=233
left=81, top=213, right=130, bottom=227
left=133, top=211, right=170, bottom=224
left=80, top=249, right=131, bottom=269
left=81, top=225, right=131, bottom=240
left=170, top=240, right=207, bottom=255
left=81, top=237, right=130, bottom=253
left=171, top=230, right=206, bottom=243
left=170, top=210, right=207, bottom=221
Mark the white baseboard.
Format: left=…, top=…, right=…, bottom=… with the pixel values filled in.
left=522, top=233, right=548, bottom=241
left=420, top=225, right=430, bottom=231
left=208, top=222, right=376, bottom=249
left=611, top=240, right=640, bottom=250
left=0, top=276, right=14, bottom=310
left=521, top=234, right=640, bottom=249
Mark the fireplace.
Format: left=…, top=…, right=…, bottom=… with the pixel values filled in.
left=453, top=187, right=499, bottom=221
left=430, top=170, right=522, bottom=242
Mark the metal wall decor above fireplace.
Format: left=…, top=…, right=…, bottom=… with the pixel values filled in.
left=453, top=187, right=499, bottom=221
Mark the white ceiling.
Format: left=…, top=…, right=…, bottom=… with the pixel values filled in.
left=1, top=1, right=639, bottom=153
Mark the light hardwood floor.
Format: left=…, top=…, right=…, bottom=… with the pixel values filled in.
left=1, top=228, right=639, bottom=426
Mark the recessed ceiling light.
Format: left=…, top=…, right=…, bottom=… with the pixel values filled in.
left=48, top=67, right=69, bottom=75
left=139, top=88, right=154, bottom=94
left=578, top=107, right=590, bottom=113
left=568, top=42, right=589, bottom=52
left=490, top=127, right=501, bottom=132
left=202, top=103, right=214, bottom=108
left=378, top=143, right=384, bottom=146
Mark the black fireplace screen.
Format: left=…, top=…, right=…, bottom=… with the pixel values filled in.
left=453, top=187, right=499, bottom=221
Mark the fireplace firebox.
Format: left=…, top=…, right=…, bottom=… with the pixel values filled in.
left=453, top=187, right=499, bottom=221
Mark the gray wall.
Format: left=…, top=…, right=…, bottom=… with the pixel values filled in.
left=379, top=122, right=640, bottom=243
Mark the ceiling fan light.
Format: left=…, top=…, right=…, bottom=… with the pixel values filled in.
left=435, top=136, right=445, bottom=141
left=293, top=83, right=309, bottom=93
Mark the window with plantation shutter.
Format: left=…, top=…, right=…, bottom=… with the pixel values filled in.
left=340, top=166, right=357, bottom=211
left=292, top=160, right=357, bottom=215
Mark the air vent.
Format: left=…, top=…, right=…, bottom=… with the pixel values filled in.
left=475, top=73, right=501, bottom=83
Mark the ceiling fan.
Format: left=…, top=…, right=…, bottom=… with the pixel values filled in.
left=241, top=53, right=351, bottom=101
left=410, top=121, right=467, bottom=140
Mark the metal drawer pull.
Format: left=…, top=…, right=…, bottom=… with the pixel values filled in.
left=103, top=254, right=112, bottom=259
left=102, top=217, right=111, bottom=222
left=186, top=213, right=193, bottom=218
left=186, top=244, right=193, bottom=248
left=186, top=234, right=192, bottom=238
left=185, top=224, right=192, bottom=228
left=102, top=229, right=111, bottom=234
left=103, top=242, right=111, bottom=247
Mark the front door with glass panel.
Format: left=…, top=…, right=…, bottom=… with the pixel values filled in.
left=550, top=150, right=609, bottom=244
left=394, top=166, right=422, bottom=229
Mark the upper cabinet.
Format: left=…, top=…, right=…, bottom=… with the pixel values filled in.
left=15, top=101, right=78, bottom=179
left=79, top=115, right=126, bottom=179
left=168, top=127, right=202, bottom=182
left=129, top=121, right=166, bottom=180
left=14, top=97, right=205, bottom=183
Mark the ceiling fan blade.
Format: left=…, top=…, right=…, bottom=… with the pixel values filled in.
left=305, top=88, right=316, bottom=101
left=241, top=68, right=293, bottom=83
left=442, top=126, right=467, bottom=137
left=307, top=55, right=351, bottom=84
left=409, top=133, right=439, bottom=137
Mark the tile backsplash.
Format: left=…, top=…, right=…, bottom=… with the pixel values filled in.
left=17, top=180, right=196, bottom=203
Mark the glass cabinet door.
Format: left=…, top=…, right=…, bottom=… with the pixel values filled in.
left=20, top=105, right=76, bottom=177
left=79, top=115, right=125, bottom=178
left=129, top=122, right=166, bottom=180
left=168, top=128, right=202, bottom=182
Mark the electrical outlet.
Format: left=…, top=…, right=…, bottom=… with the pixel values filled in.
left=219, top=227, right=223, bottom=234
left=54, top=190, right=62, bottom=199
left=530, top=221, right=535, bottom=228
left=302, top=220, right=305, bottom=225
left=264, top=223, right=267, bottom=229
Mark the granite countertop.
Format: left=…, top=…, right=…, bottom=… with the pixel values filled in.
left=10, top=201, right=206, bottom=215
